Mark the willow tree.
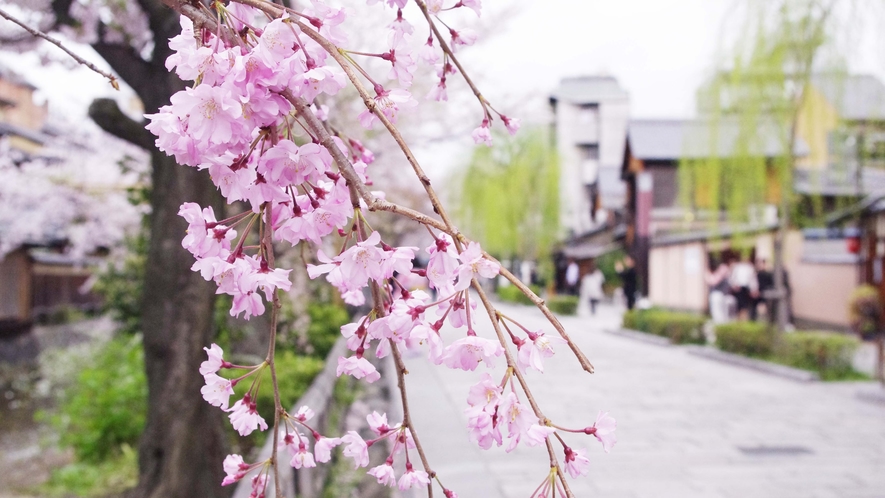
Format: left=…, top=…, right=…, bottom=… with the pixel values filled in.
left=455, top=128, right=559, bottom=280
left=681, top=0, right=835, bottom=330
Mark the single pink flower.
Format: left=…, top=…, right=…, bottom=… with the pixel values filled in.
left=590, top=411, right=617, bottom=453
left=201, top=373, right=234, bottom=410
left=227, top=394, right=268, bottom=436
left=337, top=355, right=381, bottom=383
left=290, top=443, right=316, bottom=469
left=397, top=464, right=430, bottom=490
left=221, top=453, right=249, bottom=486
left=564, top=446, right=591, bottom=478
left=454, top=241, right=499, bottom=290
left=457, top=0, right=482, bottom=16
left=442, top=335, right=503, bottom=371
left=368, top=462, right=397, bottom=486
left=294, top=405, right=315, bottom=422
left=466, top=372, right=502, bottom=412
left=524, top=424, right=556, bottom=447
left=314, top=436, right=341, bottom=463
left=517, top=331, right=566, bottom=373
left=367, top=411, right=393, bottom=435
left=471, top=120, right=493, bottom=146
left=340, top=431, right=369, bottom=468
left=501, top=115, right=520, bottom=135
left=200, top=343, right=227, bottom=376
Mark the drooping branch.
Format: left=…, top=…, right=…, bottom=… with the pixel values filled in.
left=470, top=279, right=575, bottom=498
left=282, top=88, right=595, bottom=374
left=0, top=6, right=120, bottom=89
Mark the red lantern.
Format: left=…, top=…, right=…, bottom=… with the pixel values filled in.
left=847, top=236, right=861, bottom=254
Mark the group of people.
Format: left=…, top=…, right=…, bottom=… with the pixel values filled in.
left=706, top=255, right=790, bottom=324
left=565, top=256, right=638, bottom=315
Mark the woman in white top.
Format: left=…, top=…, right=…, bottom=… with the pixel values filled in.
left=581, top=267, right=605, bottom=315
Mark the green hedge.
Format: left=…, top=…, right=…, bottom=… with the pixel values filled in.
left=623, top=308, right=706, bottom=344
left=777, top=332, right=860, bottom=380
left=547, top=295, right=578, bottom=315
left=715, top=322, right=862, bottom=380
left=715, top=322, right=775, bottom=357
left=497, top=284, right=541, bottom=305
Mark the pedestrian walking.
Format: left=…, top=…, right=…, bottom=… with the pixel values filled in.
left=616, top=256, right=637, bottom=310
left=581, top=265, right=605, bottom=315
left=565, top=258, right=580, bottom=296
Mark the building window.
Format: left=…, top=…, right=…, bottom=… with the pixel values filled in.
left=578, top=104, right=598, bottom=125
left=578, top=144, right=599, bottom=160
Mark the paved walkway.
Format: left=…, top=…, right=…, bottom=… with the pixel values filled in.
left=398, top=301, right=885, bottom=498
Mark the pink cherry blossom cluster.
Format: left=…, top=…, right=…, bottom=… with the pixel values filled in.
left=143, top=0, right=615, bottom=495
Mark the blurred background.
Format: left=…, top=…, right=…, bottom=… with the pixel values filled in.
left=0, top=0, right=884, bottom=497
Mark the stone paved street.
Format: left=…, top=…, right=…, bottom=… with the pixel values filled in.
left=398, top=300, right=885, bottom=498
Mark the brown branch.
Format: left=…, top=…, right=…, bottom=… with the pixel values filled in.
left=365, top=249, right=435, bottom=498
left=0, top=7, right=119, bottom=90
left=281, top=88, right=593, bottom=373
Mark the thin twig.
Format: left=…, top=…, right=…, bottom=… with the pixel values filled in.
left=366, top=253, right=435, bottom=498
left=412, top=0, right=486, bottom=111
left=263, top=204, right=285, bottom=497
left=470, top=279, right=575, bottom=498
left=0, top=7, right=119, bottom=90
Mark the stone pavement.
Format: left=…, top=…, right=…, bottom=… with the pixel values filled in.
left=397, top=300, right=885, bottom=498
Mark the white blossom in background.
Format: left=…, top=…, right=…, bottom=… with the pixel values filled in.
left=0, top=117, right=148, bottom=257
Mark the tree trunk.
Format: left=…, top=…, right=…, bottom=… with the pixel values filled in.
left=129, top=149, right=228, bottom=498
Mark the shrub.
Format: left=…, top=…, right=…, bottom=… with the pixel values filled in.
left=40, top=444, right=138, bottom=497
left=547, top=295, right=578, bottom=315
left=848, top=285, right=883, bottom=340
left=306, top=301, right=350, bottom=359
left=497, top=284, right=540, bottom=305
left=623, top=308, right=706, bottom=344
left=247, top=351, right=325, bottom=424
left=715, top=322, right=775, bottom=357
left=48, top=335, right=147, bottom=463
left=776, top=331, right=860, bottom=380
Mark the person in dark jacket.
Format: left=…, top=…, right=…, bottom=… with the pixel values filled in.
left=616, top=256, right=638, bottom=310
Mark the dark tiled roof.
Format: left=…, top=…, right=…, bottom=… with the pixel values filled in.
left=627, top=118, right=809, bottom=161
left=550, top=76, right=629, bottom=104
left=0, top=121, right=48, bottom=145
left=812, top=74, right=885, bottom=121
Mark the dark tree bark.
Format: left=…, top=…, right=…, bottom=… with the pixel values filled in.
left=49, top=1, right=230, bottom=496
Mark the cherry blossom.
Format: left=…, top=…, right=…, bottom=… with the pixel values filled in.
left=516, top=331, right=567, bottom=373
left=369, top=462, right=397, bottom=486
left=563, top=447, right=591, bottom=479
left=454, top=241, right=500, bottom=290
left=471, top=119, right=493, bottom=146
left=398, top=464, right=431, bottom=490
left=589, top=411, right=618, bottom=453
left=314, top=436, right=341, bottom=463
left=442, top=335, right=503, bottom=371
left=200, top=343, right=229, bottom=376
left=337, top=355, right=382, bottom=382
left=201, top=373, right=235, bottom=410
left=228, top=394, right=268, bottom=436
left=340, top=431, right=370, bottom=468
left=222, top=454, right=250, bottom=486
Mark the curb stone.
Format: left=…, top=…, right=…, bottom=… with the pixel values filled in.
left=683, top=345, right=820, bottom=382
left=605, top=328, right=673, bottom=347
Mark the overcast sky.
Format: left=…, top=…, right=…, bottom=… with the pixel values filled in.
left=3, top=0, right=885, bottom=154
